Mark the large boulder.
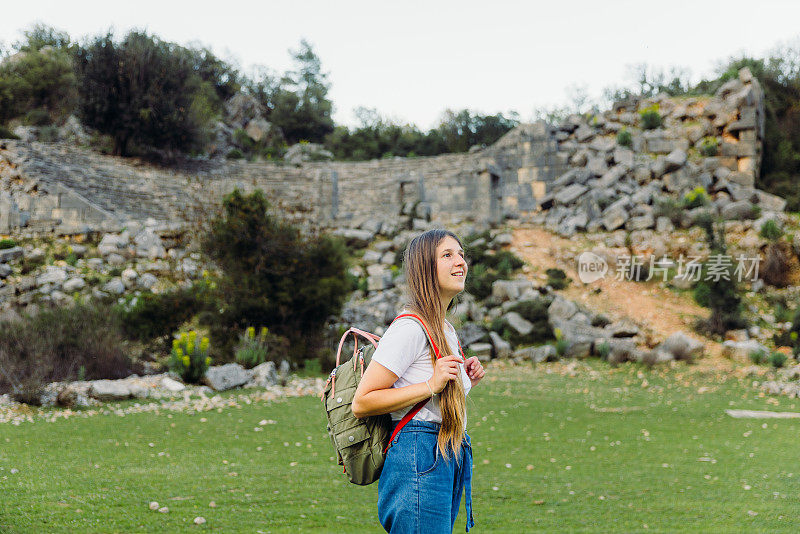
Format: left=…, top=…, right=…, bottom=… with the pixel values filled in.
left=489, top=332, right=512, bottom=358
left=721, top=340, right=770, bottom=363
left=658, top=332, right=704, bottom=361
left=89, top=380, right=132, bottom=401
left=503, top=311, right=534, bottom=336
left=514, top=345, right=558, bottom=363
left=245, top=361, right=279, bottom=388
left=203, top=363, right=251, bottom=391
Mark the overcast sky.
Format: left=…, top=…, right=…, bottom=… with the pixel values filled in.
left=4, top=0, right=800, bottom=129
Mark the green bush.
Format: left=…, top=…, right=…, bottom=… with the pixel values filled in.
left=682, top=186, right=710, bottom=209
left=596, top=340, right=611, bottom=360
left=0, top=300, right=135, bottom=402
left=484, top=250, right=525, bottom=275
left=545, top=268, right=570, bottom=290
left=759, top=219, right=783, bottom=241
left=555, top=339, right=569, bottom=357
left=694, top=215, right=747, bottom=335
left=200, top=188, right=351, bottom=365
left=115, top=283, right=207, bottom=342
left=0, top=239, right=16, bottom=249
left=465, top=263, right=502, bottom=300
left=748, top=349, right=766, bottom=365
left=168, top=330, right=211, bottom=384
left=616, top=128, right=632, bottom=147
left=22, top=108, right=51, bottom=126
left=0, top=125, right=20, bottom=139
left=654, top=197, right=684, bottom=225
left=226, top=148, right=244, bottom=159
left=769, top=351, right=788, bottom=368
left=639, top=105, right=662, bottom=130
left=698, top=136, right=719, bottom=157
left=692, top=281, right=712, bottom=308
left=234, top=326, right=289, bottom=369
left=502, top=298, right=555, bottom=345
left=0, top=38, right=78, bottom=125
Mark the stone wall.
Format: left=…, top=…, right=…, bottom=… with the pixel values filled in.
left=0, top=121, right=568, bottom=236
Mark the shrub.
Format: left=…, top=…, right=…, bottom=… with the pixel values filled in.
left=0, top=239, right=16, bottom=249
left=654, top=197, right=684, bottom=225
left=22, top=108, right=51, bottom=126
left=545, top=268, right=570, bottom=290
left=698, top=137, right=719, bottom=157
left=759, top=219, right=783, bottom=241
left=115, top=282, right=207, bottom=342
left=639, top=105, right=662, bottom=130
left=226, top=148, right=244, bottom=159
left=0, top=300, right=135, bottom=402
left=555, top=339, right=569, bottom=356
left=168, top=330, right=211, bottom=383
left=682, top=186, right=710, bottom=209
left=749, top=349, right=766, bottom=365
left=591, top=314, right=611, bottom=327
left=762, top=241, right=793, bottom=288
left=769, top=351, right=788, bottom=368
left=200, top=188, right=351, bottom=365
left=694, top=215, right=747, bottom=335
left=234, top=326, right=288, bottom=369
left=596, top=340, right=611, bottom=360
left=0, top=126, right=20, bottom=139
left=616, top=127, right=632, bottom=147
left=503, top=298, right=554, bottom=345
left=465, top=263, right=501, bottom=300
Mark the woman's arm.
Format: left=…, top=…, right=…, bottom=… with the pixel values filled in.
left=352, top=355, right=464, bottom=418
left=351, top=361, right=432, bottom=419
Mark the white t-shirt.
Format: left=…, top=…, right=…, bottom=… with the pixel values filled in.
left=371, top=314, right=472, bottom=429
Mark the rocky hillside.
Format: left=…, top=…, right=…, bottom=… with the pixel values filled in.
left=533, top=68, right=787, bottom=237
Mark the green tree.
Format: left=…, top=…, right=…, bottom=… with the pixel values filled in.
left=266, top=39, right=334, bottom=143
left=0, top=46, right=78, bottom=124
left=75, top=31, right=216, bottom=156
left=200, top=188, right=350, bottom=364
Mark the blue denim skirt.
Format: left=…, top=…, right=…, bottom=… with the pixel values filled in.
left=377, top=419, right=475, bottom=533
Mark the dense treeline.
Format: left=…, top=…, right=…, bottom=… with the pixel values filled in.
left=0, top=24, right=516, bottom=159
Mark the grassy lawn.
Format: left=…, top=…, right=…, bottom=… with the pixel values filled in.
left=1, top=359, right=799, bottom=532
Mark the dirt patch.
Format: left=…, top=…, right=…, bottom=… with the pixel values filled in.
left=510, top=225, right=728, bottom=361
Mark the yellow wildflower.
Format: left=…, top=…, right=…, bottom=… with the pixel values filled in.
left=247, top=326, right=255, bottom=339
left=182, top=355, right=190, bottom=367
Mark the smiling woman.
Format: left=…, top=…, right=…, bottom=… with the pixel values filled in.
left=351, top=229, right=485, bottom=533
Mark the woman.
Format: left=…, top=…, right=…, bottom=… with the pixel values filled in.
left=352, top=229, right=486, bottom=533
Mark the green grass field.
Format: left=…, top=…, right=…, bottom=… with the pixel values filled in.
left=2, top=359, right=799, bottom=533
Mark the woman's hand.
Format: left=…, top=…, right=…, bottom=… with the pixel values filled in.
left=432, top=355, right=464, bottom=393
left=464, top=356, right=485, bottom=387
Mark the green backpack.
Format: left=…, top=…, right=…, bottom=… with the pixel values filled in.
left=321, top=314, right=447, bottom=485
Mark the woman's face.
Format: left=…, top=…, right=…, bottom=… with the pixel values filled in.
left=435, top=235, right=467, bottom=299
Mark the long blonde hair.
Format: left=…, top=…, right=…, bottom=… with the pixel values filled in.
left=403, top=229, right=466, bottom=461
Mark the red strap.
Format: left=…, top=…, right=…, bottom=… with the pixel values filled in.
left=382, top=313, right=465, bottom=454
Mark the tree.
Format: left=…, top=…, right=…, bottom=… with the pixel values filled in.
left=200, top=188, right=351, bottom=364
left=0, top=45, right=78, bottom=124
left=75, top=31, right=215, bottom=156
left=437, top=109, right=519, bottom=153
left=266, top=39, right=334, bottom=143
left=14, top=23, right=71, bottom=52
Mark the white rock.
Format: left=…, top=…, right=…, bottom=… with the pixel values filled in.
left=193, top=517, right=206, bottom=525
left=161, top=377, right=185, bottom=392
left=103, top=278, right=126, bottom=294
left=149, top=501, right=159, bottom=511
left=63, top=277, right=86, bottom=292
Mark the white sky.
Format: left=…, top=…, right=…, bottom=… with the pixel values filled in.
left=4, top=0, right=800, bottom=129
